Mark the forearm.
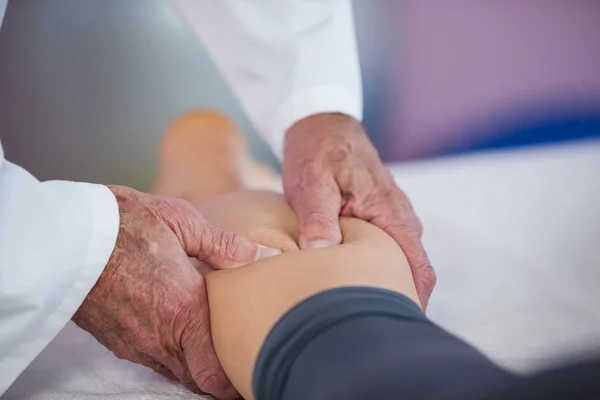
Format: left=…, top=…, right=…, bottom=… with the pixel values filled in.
left=0, top=143, right=119, bottom=393
left=207, top=246, right=513, bottom=400
left=203, top=197, right=418, bottom=398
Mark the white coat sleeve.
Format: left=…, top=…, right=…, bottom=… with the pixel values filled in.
left=168, top=0, right=363, bottom=159
left=0, top=141, right=119, bottom=394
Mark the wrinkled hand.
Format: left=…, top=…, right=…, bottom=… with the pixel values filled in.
left=73, top=185, right=276, bottom=399
left=282, top=113, right=436, bottom=309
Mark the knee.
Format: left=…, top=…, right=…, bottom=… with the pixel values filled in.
left=171, top=109, right=236, bottom=131
left=160, top=109, right=244, bottom=156
left=163, top=109, right=241, bottom=143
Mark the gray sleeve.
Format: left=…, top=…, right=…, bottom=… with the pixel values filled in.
left=253, top=286, right=517, bottom=400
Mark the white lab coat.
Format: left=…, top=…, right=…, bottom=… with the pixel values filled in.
left=0, top=0, right=362, bottom=393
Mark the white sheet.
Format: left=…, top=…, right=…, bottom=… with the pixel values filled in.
left=4, top=139, right=600, bottom=399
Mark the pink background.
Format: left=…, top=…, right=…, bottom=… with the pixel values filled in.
left=381, top=1, right=600, bottom=160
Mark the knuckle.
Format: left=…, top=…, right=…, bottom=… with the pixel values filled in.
left=170, top=198, right=197, bottom=220
left=172, top=197, right=191, bottom=210
left=178, top=200, right=200, bottom=222
left=300, top=210, right=337, bottom=232
left=294, top=164, right=331, bottom=190
left=215, top=229, right=242, bottom=261
left=183, top=200, right=199, bottom=216
left=303, top=166, right=323, bottom=184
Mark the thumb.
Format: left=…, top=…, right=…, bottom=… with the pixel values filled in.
left=169, top=200, right=281, bottom=269
left=198, top=222, right=282, bottom=269
left=288, top=181, right=343, bottom=249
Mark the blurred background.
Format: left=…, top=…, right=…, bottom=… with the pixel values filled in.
left=2, top=4, right=600, bottom=390
left=0, top=1, right=599, bottom=191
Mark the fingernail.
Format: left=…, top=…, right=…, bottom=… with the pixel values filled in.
left=306, top=240, right=332, bottom=249
left=255, top=244, right=282, bottom=260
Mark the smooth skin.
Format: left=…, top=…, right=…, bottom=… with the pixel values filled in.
left=152, top=111, right=420, bottom=399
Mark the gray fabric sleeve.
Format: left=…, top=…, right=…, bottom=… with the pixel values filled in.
left=252, top=286, right=516, bottom=400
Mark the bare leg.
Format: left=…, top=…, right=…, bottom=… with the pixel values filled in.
left=151, top=109, right=277, bottom=204
left=151, top=110, right=418, bottom=399
left=151, top=109, right=298, bottom=253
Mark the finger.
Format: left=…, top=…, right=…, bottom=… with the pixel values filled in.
left=401, top=233, right=436, bottom=310
left=167, top=199, right=281, bottom=269
left=194, top=369, right=239, bottom=400
left=155, top=285, right=235, bottom=398
left=139, top=352, right=207, bottom=395
left=135, top=353, right=180, bottom=383
left=375, top=218, right=436, bottom=310
left=157, top=354, right=203, bottom=394
left=181, top=324, right=239, bottom=399
left=286, top=174, right=343, bottom=249
left=116, top=345, right=188, bottom=388
left=199, top=222, right=282, bottom=269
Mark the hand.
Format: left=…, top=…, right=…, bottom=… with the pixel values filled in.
left=73, top=185, right=278, bottom=399
left=282, top=113, right=436, bottom=309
